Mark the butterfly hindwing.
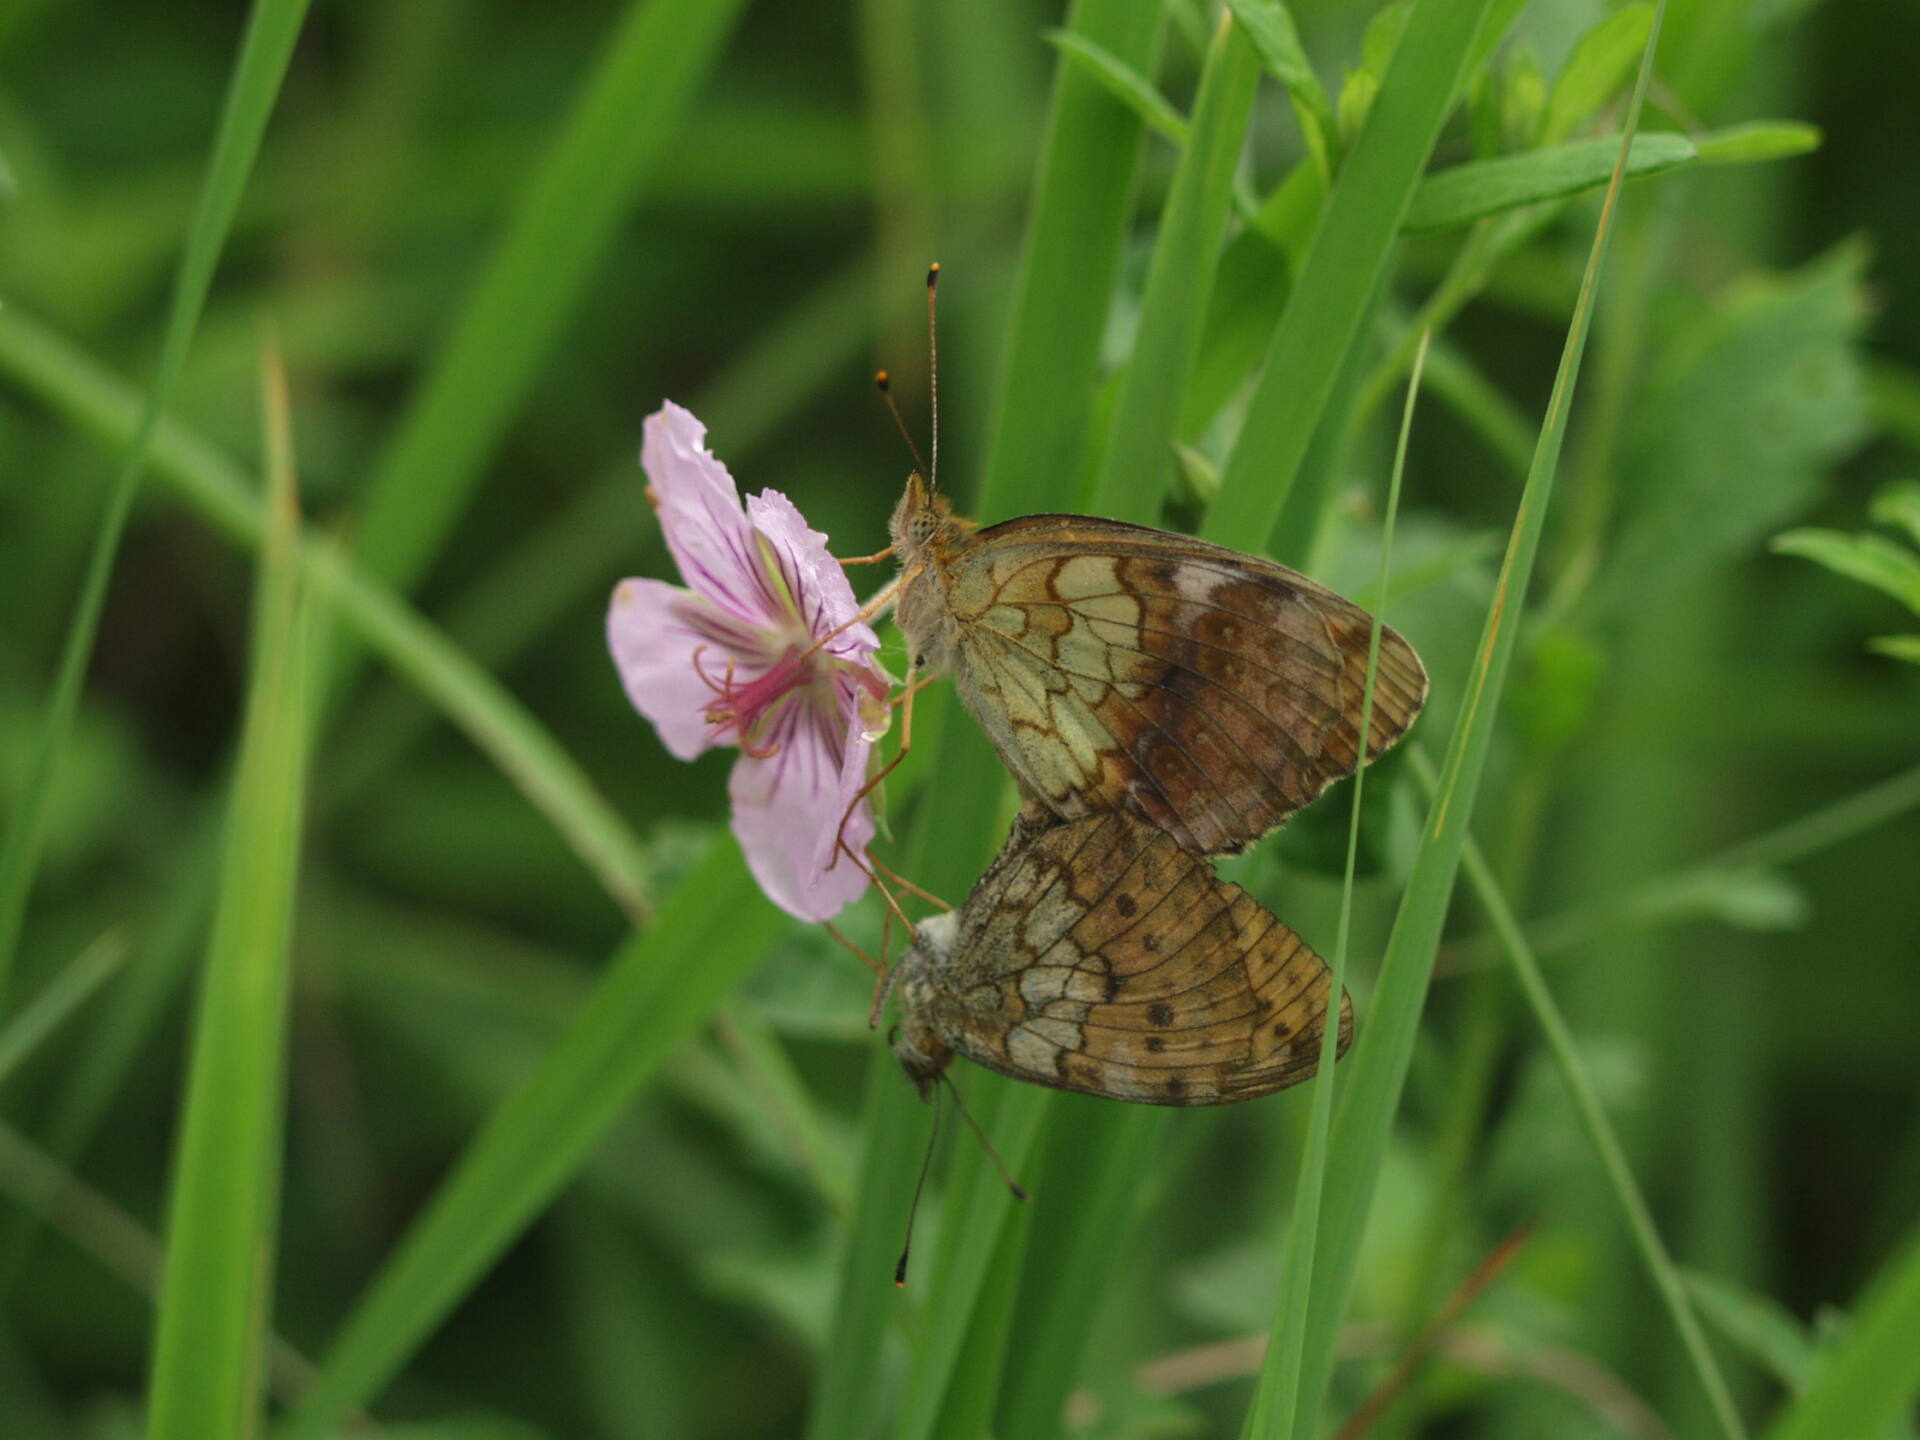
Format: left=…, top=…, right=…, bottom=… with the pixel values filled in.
left=902, top=813, right=1353, bottom=1106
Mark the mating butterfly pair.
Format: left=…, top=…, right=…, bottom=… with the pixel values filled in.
left=870, top=471, right=1427, bottom=1107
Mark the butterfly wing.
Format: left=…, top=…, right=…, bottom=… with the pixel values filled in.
left=940, top=515, right=1426, bottom=855
left=919, top=813, right=1353, bottom=1106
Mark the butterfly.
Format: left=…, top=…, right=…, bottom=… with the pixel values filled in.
left=890, top=811, right=1352, bottom=1106
left=876, top=470, right=1428, bottom=857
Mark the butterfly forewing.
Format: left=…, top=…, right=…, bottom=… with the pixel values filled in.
left=899, top=813, right=1353, bottom=1106
left=931, top=516, right=1427, bottom=855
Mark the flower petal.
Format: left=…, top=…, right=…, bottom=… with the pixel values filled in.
left=607, top=577, right=735, bottom=761
left=746, top=488, right=880, bottom=658
left=641, top=402, right=778, bottom=624
left=727, top=699, right=875, bottom=922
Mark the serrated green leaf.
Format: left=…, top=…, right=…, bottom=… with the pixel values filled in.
left=1694, top=120, right=1823, bottom=165
left=1542, top=4, right=1654, bottom=143
left=1603, top=242, right=1870, bottom=609
left=1043, top=30, right=1188, bottom=145
left=1771, top=529, right=1920, bottom=614
left=1404, top=132, right=1695, bottom=231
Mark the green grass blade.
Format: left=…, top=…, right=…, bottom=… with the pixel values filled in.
left=0, top=0, right=311, bottom=1011
left=1093, top=11, right=1260, bottom=524
left=1244, top=334, right=1424, bottom=1440
left=348, top=0, right=751, bottom=600
left=145, top=340, right=311, bottom=1440
left=0, top=308, right=654, bottom=922
left=280, top=839, right=784, bottom=1440
left=1283, top=7, right=1676, bottom=1433
left=977, top=0, right=1165, bottom=518
left=0, top=929, right=127, bottom=1089
left=1202, top=0, right=1497, bottom=549
left=1763, top=1220, right=1920, bottom=1440
left=1425, top=750, right=1749, bottom=1439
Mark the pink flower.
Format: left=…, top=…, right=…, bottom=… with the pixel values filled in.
left=608, top=402, right=893, bottom=921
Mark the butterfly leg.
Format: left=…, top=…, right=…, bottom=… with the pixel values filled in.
left=838, top=544, right=896, bottom=566
left=868, top=851, right=951, bottom=912
left=827, top=656, right=925, bottom=873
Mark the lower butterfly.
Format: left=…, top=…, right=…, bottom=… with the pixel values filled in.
left=890, top=811, right=1352, bottom=1106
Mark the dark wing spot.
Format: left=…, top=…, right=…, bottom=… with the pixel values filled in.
left=1164, top=1075, right=1188, bottom=1097
left=1142, top=934, right=1161, bottom=954
left=1272, top=1021, right=1292, bottom=1039
left=1145, top=1035, right=1166, bottom=1054
left=1103, top=973, right=1124, bottom=1002
left=1148, top=1002, right=1175, bottom=1027
left=1114, top=892, right=1137, bottom=918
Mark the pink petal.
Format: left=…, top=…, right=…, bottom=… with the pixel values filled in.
left=727, top=701, right=875, bottom=923
left=745, top=489, right=880, bottom=658
left=641, top=402, right=778, bottom=625
left=606, top=578, right=731, bottom=761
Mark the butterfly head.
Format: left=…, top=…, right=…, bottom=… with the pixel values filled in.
left=889, top=911, right=958, bottom=1099
left=888, top=471, right=958, bottom=561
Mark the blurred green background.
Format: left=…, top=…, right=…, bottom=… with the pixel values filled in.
left=1, top=0, right=1917, bottom=1436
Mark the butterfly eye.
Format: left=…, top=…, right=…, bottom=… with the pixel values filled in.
left=910, top=511, right=939, bottom=543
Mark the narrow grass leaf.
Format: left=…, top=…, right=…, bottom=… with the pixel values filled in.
left=1203, top=0, right=1498, bottom=549
left=1244, top=335, right=1425, bottom=1440
left=1403, top=132, right=1695, bottom=232
left=1093, top=12, right=1260, bottom=524
left=349, top=0, right=751, bottom=600
left=1042, top=30, right=1188, bottom=145
left=1687, top=1270, right=1819, bottom=1393
left=0, top=0, right=311, bottom=1010
left=282, top=839, right=784, bottom=1440
left=145, top=339, right=310, bottom=1440
left=0, top=930, right=127, bottom=1089
left=0, top=309, right=654, bottom=922
left=1284, top=10, right=1698, bottom=1436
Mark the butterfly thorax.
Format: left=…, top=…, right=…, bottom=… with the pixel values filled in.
left=887, top=472, right=974, bottom=675
left=889, top=911, right=959, bottom=1099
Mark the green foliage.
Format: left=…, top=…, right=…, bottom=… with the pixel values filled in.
left=1, top=1, right=1916, bottom=1438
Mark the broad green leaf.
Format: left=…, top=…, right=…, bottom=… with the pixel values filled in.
left=1542, top=4, right=1654, bottom=143
left=1042, top=29, right=1188, bottom=144
left=1771, top=529, right=1920, bottom=613
left=1403, top=131, right=1695, bottom=231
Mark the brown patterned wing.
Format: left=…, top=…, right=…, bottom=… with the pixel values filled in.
left=941, top=515, right=1427, bottom=855
left=911, top=814, right=1353, bottom=1106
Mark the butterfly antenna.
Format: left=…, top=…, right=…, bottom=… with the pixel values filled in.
left=874, top=369, right=929, bottom=477
left=925, top=262, right=940, bottom=492
left=895, top=1083, right=943, bottom=1287
left=941, top=1074, right=1029, bottom=1202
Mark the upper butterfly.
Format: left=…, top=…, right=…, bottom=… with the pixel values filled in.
left=883, top=471, right=1429, bottom=856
